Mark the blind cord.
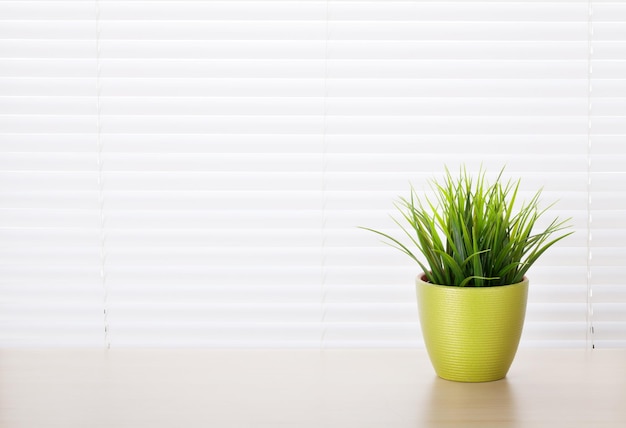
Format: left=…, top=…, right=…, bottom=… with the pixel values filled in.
left=587, top=0, right=595, bottom=350
left=95, top=0, right=110, bottom=349
left=320, top=0, right=331, bottom=349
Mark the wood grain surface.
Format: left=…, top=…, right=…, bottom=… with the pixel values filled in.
left=1, top=348, right=624, bottom=427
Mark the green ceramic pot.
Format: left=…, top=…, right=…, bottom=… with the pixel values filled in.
left=416, top=273, right=529, bottom=382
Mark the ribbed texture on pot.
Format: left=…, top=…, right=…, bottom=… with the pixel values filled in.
left=416, top=275, right=529, bottom=382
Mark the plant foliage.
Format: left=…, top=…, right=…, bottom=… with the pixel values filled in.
left=362, top=167, right=573, bottom=286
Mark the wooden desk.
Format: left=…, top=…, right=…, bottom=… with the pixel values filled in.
left=1, top=349, right=624, bottom=427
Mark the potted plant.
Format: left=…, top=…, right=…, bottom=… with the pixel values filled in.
left=362, top=167, right=573, bottom=382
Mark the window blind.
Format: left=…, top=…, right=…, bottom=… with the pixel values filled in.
left=0, top=0, right=622, bottom=348
left=589, top=1, right=626, bottom=348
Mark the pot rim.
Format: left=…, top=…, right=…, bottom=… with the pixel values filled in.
left=416, top=272, right=528, bottom=288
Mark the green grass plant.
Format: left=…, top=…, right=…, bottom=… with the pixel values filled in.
left=362, top=167, right=573, bottom=286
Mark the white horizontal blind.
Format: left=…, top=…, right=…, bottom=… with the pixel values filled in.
left=589, top=1, right=626, bottom=348
left=0, top=0, right=621, bottom=348
left=1, top=1, right=106, bottom=346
